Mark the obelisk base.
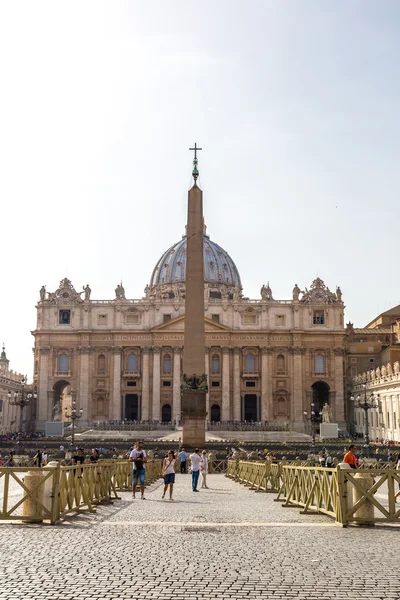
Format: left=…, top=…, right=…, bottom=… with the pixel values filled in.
left=181, top=390, right=206, bottom=448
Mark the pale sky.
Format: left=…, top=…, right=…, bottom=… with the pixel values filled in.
left=1, top=1, right=399, bottom=378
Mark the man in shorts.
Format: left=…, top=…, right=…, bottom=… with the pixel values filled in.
left=130, top=440, right=147, bottom=499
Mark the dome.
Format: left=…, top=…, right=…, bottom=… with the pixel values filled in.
left=150, top=229, right=242, bottom=290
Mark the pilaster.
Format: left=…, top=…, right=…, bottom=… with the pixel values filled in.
left=110, top=346, right=122, bottom=420
left=233, top=348, right=241, bottom=421
left=222, top=347, right=231, bottom=420
left=173, top=347, right=181, bottom=423
left=152, top=347, right=161, bottom=421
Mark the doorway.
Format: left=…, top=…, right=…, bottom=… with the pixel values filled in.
left=243, top=394, right=258, bottom=421
left=311, top=381, right=330, bottom=414
left=161, top=403, right=172, bottom=422
left=210, top=404, right=221, bottom=422
left=125, top=394, right=139, bottom=420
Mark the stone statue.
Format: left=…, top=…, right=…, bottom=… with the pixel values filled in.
left=292, top=284, right=301, bottom=301
left=204, top=283, right=209, bottom=303
left=261, top=283, right=272, bottom=301
left=53, top=401, right=62, bottom=422
left=336, top=286, right=342, bottom=302
left=40, top=286, right=46, bottom=301
left=321, top=402, right=332, bottom=424
left=115, top=283, right=126, bottom=300
left=83, top=284, right=91, bottom=301
left=144, top=284, right=150, bottom=297
left=387, top=362, right=393, bottom=377
left=381, top=364, right=387, bottom=377
left=394, top=361, right=400, bottom=374
left=233, top=286, right=241, bottom=302
left=376, top=366, right=381, bottom=378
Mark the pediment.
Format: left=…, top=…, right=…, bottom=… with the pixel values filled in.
left=153, top=315, right=231, bottom=332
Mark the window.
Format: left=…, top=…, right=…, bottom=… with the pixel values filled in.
left=97, top=354, right=106, bottom=373
left=315, top=354, right=325, bottom=374
left=246, top=381, right=256, bottom=387
left=127, top=381, right=137, bottom=387
left=59, top=310, right=71, bottom=325
left=97, top=397, right=105, bottom=414
left=162, top=381, right=171, bottom=387
left=209, top=291, right=221, bottom=299
left=98, top=315, right=107, bottom=325
left=277, top=354, right=285, bottom=373
left=58, top=354, right=69, bottom=373
left=243, top=314, right=257, bottom=325
left=211, top=381, right=220, bottom=387
left=126, top=314, right=139, bottom=324
left=163, top=354, right=172, bottom=374
left=351, top=358, right=357, bottom=364
left=163, top=314, right=171, bottom=323
left=211, top=354, right=220, bottom=374
left=275, top=315, right=285, bottom=326
left=211, top=314, right=220, bottom=323
left=245, top=353, right=255, bottom=372
left=369, top=358, right=375, bottom=364
left=313, top=311, right=325, bottom=325
left=127, top=353, right=138, bottom=372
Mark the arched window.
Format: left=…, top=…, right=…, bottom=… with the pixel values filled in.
left=315, top=354, right=325, bottom=374
left=127, top=353, right=138, bottom=372
left=245, top=353, right=255, bottom=372
left=58, top=354, right=69, bottom=373
left=98, top=354, right=106, bottom=373
left=277, top=354, right=285, bottom=373
left=163, top=354, right=172, bottom=374
left=211, top=354, right=220, bottom=374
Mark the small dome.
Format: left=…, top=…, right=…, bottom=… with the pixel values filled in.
left=150, top=230, right=242, bottom=289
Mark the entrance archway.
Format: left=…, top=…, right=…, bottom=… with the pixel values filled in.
left=52, top=380, right=71, bottom=420
left=161, top=403, right=172, bottom=422
left=125, top=394, right=139, bottom=420
left=243, top=394, right=258, bottom=421
left=210, top=404, right=220, bottom=422
left=311, top=381, right=330, bottom=414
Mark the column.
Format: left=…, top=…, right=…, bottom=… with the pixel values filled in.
left=141, top=347, right=150, bottom=421
left=233, top=348, right=241, bottom=421
left=173, top=347, right=181, bottom=423
left=111, top=347, right=122, bottom=420
left=260, top=347, right=271, bottom=422
left=77, top=347, right=90, bottom=423
left=222, top=347, right=230, bottom=421
left=205, top=347, right=210, bottom=420
left=334, top=347, right=345, bottom=425
left=292, top=346, right=305, bottom=424
left=38, top=347, right=50, bottom=423
left=152, top=347, right=161, bottom=421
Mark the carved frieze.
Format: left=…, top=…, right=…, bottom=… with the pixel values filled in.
left=39, top=347, right=51, bottom=355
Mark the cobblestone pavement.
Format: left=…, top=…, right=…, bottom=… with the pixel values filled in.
left=0, top=473, right=398, bottom=599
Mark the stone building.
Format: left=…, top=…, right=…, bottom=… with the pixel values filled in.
left=0, top=345, right=26, bottom=433
left=32, top=178, right=347, bottom=432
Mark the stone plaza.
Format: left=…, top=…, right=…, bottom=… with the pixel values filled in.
left=0, top=473, right=398, bottom=600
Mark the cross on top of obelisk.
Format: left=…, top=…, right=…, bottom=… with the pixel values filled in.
left=189, top=143, right=202, bottom=182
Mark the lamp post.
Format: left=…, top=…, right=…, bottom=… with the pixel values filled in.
left=350, top=384, right=380, bottom=448
left=7, top=376, right=37, bottom=438
left=64, top=402, right=83, bottom=448
left=303, top=402, right=321, bottom=454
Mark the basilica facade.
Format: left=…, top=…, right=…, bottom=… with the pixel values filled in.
left=32, top=216, right=347, bottom=431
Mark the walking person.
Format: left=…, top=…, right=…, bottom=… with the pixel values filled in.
left=162, top=450, right=176, bottom=501
left=34, top=449, right=43, bottom=468
left=178, top=447, right=188, bottom=474
left=129, top=440, right=147, bottom=500
left=190, top=448, right=201, bottom=492
left=200, top=450, right=209, bottom=489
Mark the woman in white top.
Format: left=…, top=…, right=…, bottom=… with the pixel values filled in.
left=162, top=450, right=176, bottom=500
left=200, top=450, right=209, bottom=489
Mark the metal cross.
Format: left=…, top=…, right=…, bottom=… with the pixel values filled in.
left=189, top=143, right=202, bottom=159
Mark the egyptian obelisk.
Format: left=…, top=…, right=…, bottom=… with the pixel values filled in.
left=181, top=144, right=207, bottom=447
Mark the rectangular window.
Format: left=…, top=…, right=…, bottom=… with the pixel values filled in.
left=211, top=314, right=220, bottom=323
left=127, top=314, right=139, bottom=324
left=127, top=381, right=137, bottom=387
left=211, top=381, right=220, bottom=387
left=368, top=347, right=374, bottom=352
left=275, top=315, right=285, bottom=326
left=162, top=381, right=171, bottom=387
left=163, top=314, right=171, bottom=323
left=59, top=310, right=71, bottom=325
left=243, top=314, right=257, bottom=325
left=313, top=311, right=325, bottom=325
left=351, top=358, right=357, bottom=364
left=246, top=381, right=256, bottom=387
left=98, top=314, right=107, bottom=325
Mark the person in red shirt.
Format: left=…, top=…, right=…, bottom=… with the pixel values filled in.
left=343, top=444, right=357, bottom=469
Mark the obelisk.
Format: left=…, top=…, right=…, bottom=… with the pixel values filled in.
left=181, top=144, right=207, bottom=448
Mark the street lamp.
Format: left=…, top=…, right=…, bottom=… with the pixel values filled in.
left=303, top=402, right=321, bottom=454
left=7, top=376, right=37, bottom=438
left=350, top=384, right=380, bottom=447
left=64, top=401, right=83, bottom=447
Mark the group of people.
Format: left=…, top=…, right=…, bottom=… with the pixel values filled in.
left=129, top=442, right=209, bottom=501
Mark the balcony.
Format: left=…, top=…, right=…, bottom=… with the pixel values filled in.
left=54, top=371, right=71, bottom=378
left=123, top=371, right=140, bottom=378
left=242, top=371, right=259, bottom=379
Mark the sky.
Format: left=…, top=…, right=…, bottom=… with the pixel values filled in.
left=0, top=1, right=399, bottom=377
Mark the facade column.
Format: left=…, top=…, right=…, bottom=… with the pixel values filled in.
left=38, top=347, right=51, bottom=424
left=77, top=347, right=90, bottom=423
left=152, top=347, right=161, bottom=421
left=173, top=347, right=181, bottom=423
left=261, top=347, right=272, bottom=422
left=205, top=347, right=210, bottom=421
left=292, top=346, right=305, bottom=425
left=233, top=348, right=241, bottom=421
left=333, top=347, right=345, bottom=425
left=111, top=346, right=122, bottom=420
left=141, top=347, right=151, bottom=421
left=222, top=347, right=231, bottom=421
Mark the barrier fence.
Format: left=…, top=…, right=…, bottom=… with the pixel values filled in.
left=227, top=460, right=400, bottom=527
